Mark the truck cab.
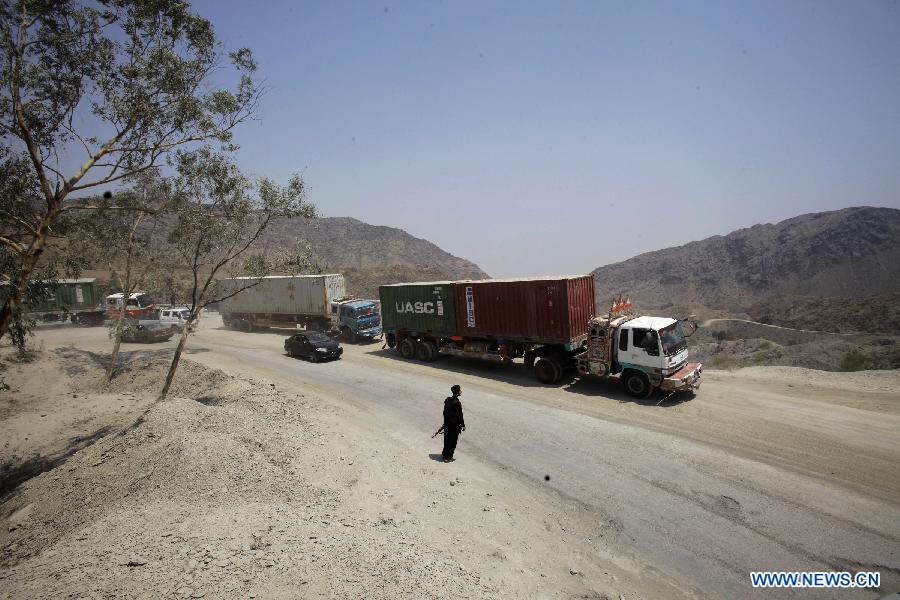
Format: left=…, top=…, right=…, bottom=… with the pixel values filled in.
left=580, top=313, right=702, bottom=398
left=330, top=299, right=382, bottom=341
left=106, top=291, right=156, bottom=320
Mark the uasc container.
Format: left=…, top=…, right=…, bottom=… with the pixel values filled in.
left=453, top=276, right=595, bottom=344
left=379, top=281, right=458, bottom=337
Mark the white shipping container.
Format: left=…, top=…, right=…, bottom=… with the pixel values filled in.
left=219, top=275, right=346, bottom=316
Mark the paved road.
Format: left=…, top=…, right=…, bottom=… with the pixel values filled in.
left=184, top=318, right=900, bottom=599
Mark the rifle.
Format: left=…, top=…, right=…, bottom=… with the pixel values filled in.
left=431, top=425, right=445, bottom=438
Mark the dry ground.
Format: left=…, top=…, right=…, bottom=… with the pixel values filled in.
left=1, top=318, right=899, bottom=599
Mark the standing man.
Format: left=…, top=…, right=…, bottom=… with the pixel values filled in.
left=432, top=384, right=466, bottom=462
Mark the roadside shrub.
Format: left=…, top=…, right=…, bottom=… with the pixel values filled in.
left=708, top=355, right=739, bottom=370
left=7, top=315, right=35, bottom=359
left=839, top=349, right=875, bottom=372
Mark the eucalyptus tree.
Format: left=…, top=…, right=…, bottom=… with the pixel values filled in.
left=71, top=172, right=172, bottom=381
left=0, top=149, right=84, bottom=355
left=158, top=149, right=317, bottom=401
left=0, top=0, right=261, bottom=338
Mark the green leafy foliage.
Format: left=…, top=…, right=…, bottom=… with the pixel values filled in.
left=0, top=0, right=262, bottom=338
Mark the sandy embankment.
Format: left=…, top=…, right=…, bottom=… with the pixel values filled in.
left=0, top=344, right=643, bottom=599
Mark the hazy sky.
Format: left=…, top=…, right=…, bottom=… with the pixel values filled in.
left=190, top=0, right=900, bottom=277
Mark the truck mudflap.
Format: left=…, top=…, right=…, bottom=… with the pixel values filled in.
left=660, top=362, right=703, bottom=392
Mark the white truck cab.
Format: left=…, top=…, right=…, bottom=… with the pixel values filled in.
left=579, top=309, right=702, bottom=398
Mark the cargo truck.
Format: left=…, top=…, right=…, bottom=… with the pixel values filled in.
left=379, top=277, right=701, bottom=398
left=218, top=274, right=382, bottom=340
left=106, top=291, right=157, bottom=320
left=2, top=278, right=107, bottom=325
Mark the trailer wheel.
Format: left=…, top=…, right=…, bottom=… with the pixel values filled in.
left=624, top=371, right=652, bottom=399
left=398, top=338, right=415, bottom=359
left=238, top=319, right=252, bottom=333
left=534, top=358, right=561, bottom=384
left=416, top=340, right=438, bottom=362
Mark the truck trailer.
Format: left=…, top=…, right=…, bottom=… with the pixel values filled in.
left=2, top=278, right=106, bottom=325
left=379, top=278, right=701, bottom=398
left=218, top=274, right=382, bottom=340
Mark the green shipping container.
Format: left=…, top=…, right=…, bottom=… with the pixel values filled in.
left=25, top=278, right=100, bottom=313
left=379, top=281, right=459, bottom=336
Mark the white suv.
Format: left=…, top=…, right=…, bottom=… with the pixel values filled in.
left=159, top=307, right=194, bottom=332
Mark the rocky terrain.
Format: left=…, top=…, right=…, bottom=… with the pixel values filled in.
left=591, top=207, right=900, bottom=370
left=592, top=206, right=900, bottom=316
left=261, top=217, right=488, bottom=298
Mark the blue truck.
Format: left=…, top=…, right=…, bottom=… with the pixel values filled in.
left=219, top=274, right=382, bottom=341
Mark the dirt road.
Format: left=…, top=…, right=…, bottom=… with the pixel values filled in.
left=3, top=317, right=899, bottom=599
left=180, top=317, right=900, bottom=599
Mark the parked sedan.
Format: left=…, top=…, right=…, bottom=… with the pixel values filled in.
left=284, top=331, right=343, bottom=362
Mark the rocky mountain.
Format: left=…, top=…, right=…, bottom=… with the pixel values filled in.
left=592, top=207, right=900, bottom=318
left=261, top=217, right=488, bottom=298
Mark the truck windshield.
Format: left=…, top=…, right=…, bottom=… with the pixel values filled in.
left=659, top=323, right=688, bottom=356
left=352, top=304, right=378, bottom=317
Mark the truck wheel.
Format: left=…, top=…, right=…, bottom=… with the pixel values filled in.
left=624, top=371, right=652, bottom=399
left=340, top=326, right=353, bottom=342
left=415, top=340, right=438, bottom=362
left=415, top=341, right=431, bottom=361
left=398, top=338, right=415, bottom=359
left=239, top=319, right=252, bottom=333
left=534, top=358, right=561, bottom=384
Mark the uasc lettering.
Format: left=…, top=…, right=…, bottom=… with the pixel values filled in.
left=395, top=301, right=435, bottom=314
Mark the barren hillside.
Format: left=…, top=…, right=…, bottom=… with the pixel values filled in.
left=592, top=206, right=900, bottom=315
left=591, top=207, right=900, bottom=369
left=593, top=207, right=900, bottom=311
left=261, top=217, right=488, bottom=298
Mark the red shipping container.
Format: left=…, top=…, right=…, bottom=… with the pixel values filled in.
left=453, top=276, right=595, bottom=344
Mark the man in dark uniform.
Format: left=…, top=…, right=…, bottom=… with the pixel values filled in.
left=433, top=384, right=465, bottom=462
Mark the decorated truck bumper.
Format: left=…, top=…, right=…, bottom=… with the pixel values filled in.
left=660, top=362, right=703, bottom=392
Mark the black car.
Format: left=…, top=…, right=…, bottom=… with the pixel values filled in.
left=284, top=331, right=343, bottom=362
